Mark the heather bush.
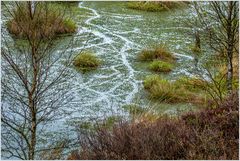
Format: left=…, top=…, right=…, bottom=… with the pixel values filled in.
left=181, top=91, right=239, bottom=159
left=68, top=92, right=239, bottom=160
left=76, top=119, right=191, bottom=160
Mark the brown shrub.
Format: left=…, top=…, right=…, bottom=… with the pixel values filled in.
left=7, top=2, right=77, bottom=39
left=75, top=119, right=191, bottom=160
left=181, top=91, right=239, bottom=159
left=68, top=92, right=239, bottom=160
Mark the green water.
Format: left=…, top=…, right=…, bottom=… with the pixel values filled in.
left=1, top=2, right=203, bottom=158
left=1, top=0, right=201, bottom=135
left=65, top=1, right=198, bottom=122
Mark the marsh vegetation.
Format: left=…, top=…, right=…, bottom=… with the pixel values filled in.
left=1, top=1, right=238, bottom=160
left=73, top=52, right=101, bottom=72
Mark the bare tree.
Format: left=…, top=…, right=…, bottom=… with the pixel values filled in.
left=192, top=1, right=239, bottom=93
left=185, top=56, right=228, bottom=107
left=1, top=1, right=80, bottom=159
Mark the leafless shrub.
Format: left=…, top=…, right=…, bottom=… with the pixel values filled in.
left=69, top=92, right=238, bottom=160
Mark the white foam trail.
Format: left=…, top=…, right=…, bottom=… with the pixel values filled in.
left=78, top=2, right=141, bottom=106
left=101, top=11, right=143, bottom=20
left=173, top=52, right=194, bottom=60
left=79, top=3, right=114, bottom=44
left=70, top=2, right=200, bottom=117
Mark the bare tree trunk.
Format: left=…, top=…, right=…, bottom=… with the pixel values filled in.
left=192, top=1, right=238, bottom=95
left=195, top=31, right=201, bottom=49
left=226, top=1, right=234, bottom=93
left=226, top=50, right=233, bottom=92
left=1, top=1, right=79, bottom=159
left=27, top=1, right=34, bottom=19
left=29, top=99, right=37, bottom=160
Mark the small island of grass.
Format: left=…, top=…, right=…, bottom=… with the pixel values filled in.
left=73, top=52, right=101, bottom=72
left=138, top=45, right=175, bottom=62
left=149, top=60, right=173, bottom=73
left=143, top=75, right=205, bottom=103
left=137, top=45, right=176, bottom=73
left=127, top=1, right=188, bottom=12
left=7, top=2, right=77, bottom=39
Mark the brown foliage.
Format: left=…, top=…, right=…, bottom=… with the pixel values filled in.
left=68, top=92, right=239, bottom=160
left=6, top=2, right=77, bottom=40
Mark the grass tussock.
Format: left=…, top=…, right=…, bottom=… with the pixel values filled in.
left=122, top=104, right=145, bottom=116
left=174, top=76, right=207, bottom=92
left=138, top=45, right=175, bottom=62
left=68, top=92, right=239, bottom=160
left=143, top=75, right=204, bottom=103
left=127, top=1, right=187, bottom=12
left=7, top=2, right=77, bottom=39
left=149, top=60, right=173, bottom=73
left=137, top=45, right=176, bottom=73
left=73, top=52, right=101, bottom=72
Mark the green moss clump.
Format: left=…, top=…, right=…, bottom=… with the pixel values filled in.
left=138, top=45, right=175, bottom=63
left=149, top=60, right=173, bottom=73
left=73, top=52, right=101, bottom=72
left=78, top=116, right=122, bottom=131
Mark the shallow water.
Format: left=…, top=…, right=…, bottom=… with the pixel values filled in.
left=64, top=2, right=198, bottom=122
left=2, top=1, right=203, bottom=158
